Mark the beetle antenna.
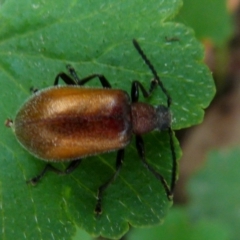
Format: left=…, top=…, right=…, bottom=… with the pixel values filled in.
left=132, top=39, right=172, bottom=108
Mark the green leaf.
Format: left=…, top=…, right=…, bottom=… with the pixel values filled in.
left=0, top=0, right=214, bottom=239
left=188, top=147, right=240, bottom=240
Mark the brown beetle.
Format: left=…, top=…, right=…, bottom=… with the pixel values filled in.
left=6, top=39, right=177, bottom=214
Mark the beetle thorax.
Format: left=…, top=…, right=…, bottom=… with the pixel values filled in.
left=131, top=102, right=171, bottom=135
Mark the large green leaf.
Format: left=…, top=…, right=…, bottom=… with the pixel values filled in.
left=0, top=0, right=214, bottom=239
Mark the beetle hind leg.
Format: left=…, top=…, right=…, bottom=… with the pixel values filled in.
left=27, top=159, right=81, bottom=185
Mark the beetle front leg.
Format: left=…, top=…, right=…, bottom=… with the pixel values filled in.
left=135, top=135, right=173, bottom=200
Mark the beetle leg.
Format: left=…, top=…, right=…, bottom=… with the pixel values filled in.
left=55, top=65, right=112, bottom=88
left=66, top=64, right=112, bottom=88
left=30, top=87, right=39, bottom=94
left=95, top=149, right=124, bottom=215
left=131, top=80, right=151, bottom=102
left=131, top=80, right=177, bottom=194
left=27, top=159, right=81, bottom=185
left=135, top=135, right=173, bottom=200
left=66, top=64, right=81, bottom=82
left=133, top=39, right=172, bottom=107
left=168, top=128, right=177, bottom=191
left=54, top=72, right=78, bottom=85
left=77, top=74, right=111, bottom=88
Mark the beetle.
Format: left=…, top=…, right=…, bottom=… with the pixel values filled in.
left=5, top=39, right=177, bottom=214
